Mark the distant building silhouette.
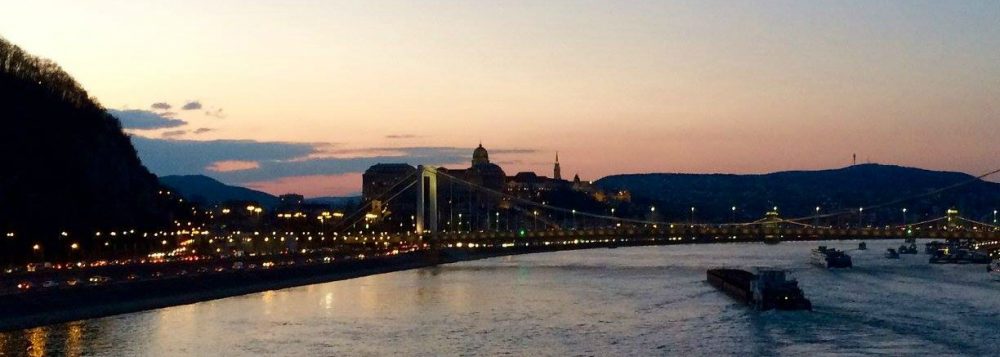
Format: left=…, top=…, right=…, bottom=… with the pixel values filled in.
left=362, top=163, right=417, bottom=203
left=360, top=143, right=627, bottom=232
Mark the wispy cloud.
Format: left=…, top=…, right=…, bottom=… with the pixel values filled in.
left=490, top=148, right=539, bottom=155
left=130, top=136, right=471, bottom=183
left=130, top=135, right=543, bottom=196
left=161, top=129, right=186, bottom=138
left=150, top=102, right=172, bottom=110
left=385, top=134, right=419, bottom=139
left=206, top=160, right=261, bottom=172
left=181, top=101, right=202, bottom=110
left=193, top=128, right=213, bottom=134
left=108, top=109, right=187, bottom=129
left=205, top=108, right=226, bottom=118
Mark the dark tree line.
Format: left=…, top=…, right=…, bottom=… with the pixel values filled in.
left=0, top=36, right=181, bottom=264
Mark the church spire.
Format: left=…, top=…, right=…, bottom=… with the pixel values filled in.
left=553, top=151, right=562, bottom=180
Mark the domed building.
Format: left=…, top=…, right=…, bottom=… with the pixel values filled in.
left=472, top=144, right=489, bottom=166
left=468, top=143, right=506, bottom=190
left=439, top=143, right=507, bottom=191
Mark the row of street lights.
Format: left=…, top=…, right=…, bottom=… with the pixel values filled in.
left=639, top=205, right=997, bottom=228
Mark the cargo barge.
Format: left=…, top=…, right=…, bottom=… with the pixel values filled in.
left=706, top=268, right=812, bottom=311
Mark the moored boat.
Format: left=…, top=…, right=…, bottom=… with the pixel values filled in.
left=929, top=249, right=992, bottom=264
left=898, top=244, right=918, bottom=255
left=884, top=248, right=899, bottom=259
left=925, top=241, right=945, bottom=254
left=811, top=246, right=853, bottom=268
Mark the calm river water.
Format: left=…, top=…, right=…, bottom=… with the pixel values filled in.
left=1, top=240, right=998, bottom=356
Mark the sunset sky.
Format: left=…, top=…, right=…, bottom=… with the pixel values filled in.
left=2, top=1, right=997, bottom=197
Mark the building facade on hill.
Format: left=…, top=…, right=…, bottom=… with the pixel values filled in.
left=362, top=163, right=417, bottom=203
left=359, top=143, right=626, bottom=232
left=437, top=143, right=507, bottom=191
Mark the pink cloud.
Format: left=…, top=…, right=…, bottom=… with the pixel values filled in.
left=206, top=160, right=261, bottom=172
left=242, top=173, right=362, bottom=197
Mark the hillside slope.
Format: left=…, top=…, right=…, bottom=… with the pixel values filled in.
left=159, top=175, right=279, bottom=208
left=596, top=164, right=999, bottom=223
left=0, top=36, right=171, bottom=260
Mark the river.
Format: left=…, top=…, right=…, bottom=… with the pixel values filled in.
left=1, top=239, right=997, bottom=356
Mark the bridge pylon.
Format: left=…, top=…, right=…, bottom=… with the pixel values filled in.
left=415, top=165, right=438, bottom=237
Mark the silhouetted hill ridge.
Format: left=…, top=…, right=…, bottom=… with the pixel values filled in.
left=159, top=175, right=279, bottom=208
left=595, top=164, right=999, bottom=223
left=0, top=36, right=172, bottom=257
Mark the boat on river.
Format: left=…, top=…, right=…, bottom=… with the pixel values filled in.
left=706, top=268, right=812, bottom=311
left=811, top=246, right=852, bottom=268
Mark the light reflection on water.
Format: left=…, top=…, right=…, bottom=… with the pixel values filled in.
left=2, top=240, right=998, bottom=356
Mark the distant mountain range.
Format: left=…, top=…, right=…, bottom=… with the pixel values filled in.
left=158, top=175, right=360, bottom=208
left=162, top=164, right=998, bottom=224
left=595, top=164, right=999, bottom=223
left=159, top=175, right=279, bottom=208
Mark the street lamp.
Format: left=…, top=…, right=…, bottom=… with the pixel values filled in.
left=814, top=206, right=820, bottom=226
left=902, top=208, right=907, bottom=226
left=690, top=206, right=695, bottom=224
left=731, top=206, right=736, bottom=222
left=858, top=207, right=864, bottom=227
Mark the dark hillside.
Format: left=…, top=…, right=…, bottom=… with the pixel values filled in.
left=0, top=36, right=173, bottom=262
left=596, top=164, right=999, bottom=224
left=159, top=175, right=279, bottom=208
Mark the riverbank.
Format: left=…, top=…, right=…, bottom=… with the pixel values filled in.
left=0, top=236, right=938, bottom=332
left=0, top=243, right=623, bottom=332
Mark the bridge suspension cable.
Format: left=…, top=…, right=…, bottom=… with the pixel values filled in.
left=342, top=164, right=1000, bottom=232
left=335, top=170, right=419, bottom=232
left=955, top=217, right=1000, bottom=230
left=431, top=168, right=723, bottom=228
